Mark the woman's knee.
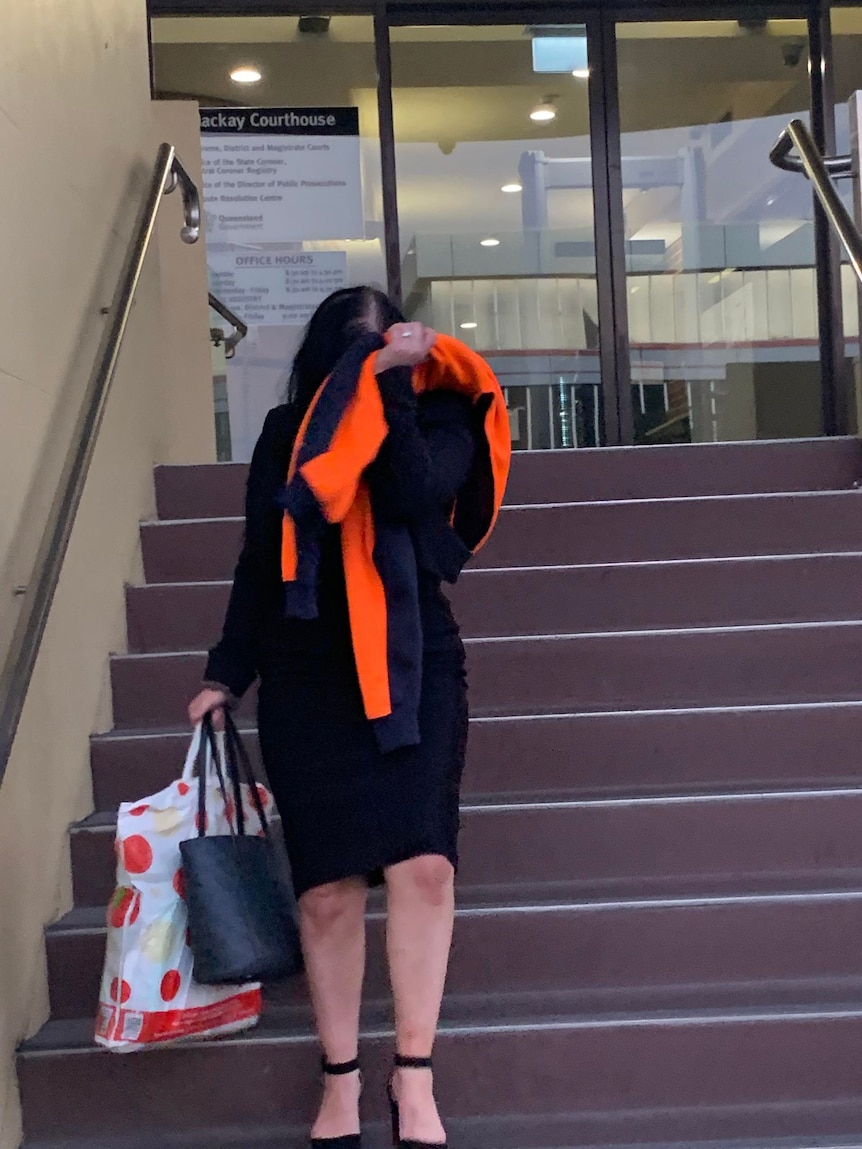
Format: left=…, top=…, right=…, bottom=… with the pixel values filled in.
left=300, top=880, right=363, bottom=931
left=390, top=855, right=454, bottom=906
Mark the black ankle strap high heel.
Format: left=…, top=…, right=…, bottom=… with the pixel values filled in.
left=310, top=1057, right=361, bottom=1149
left=387, top=1055, right=447, bottom=1149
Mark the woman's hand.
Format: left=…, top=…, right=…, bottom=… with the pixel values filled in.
left=375, top=322, right=437, bottom=373
left=188, top=687, right=229, bottom=730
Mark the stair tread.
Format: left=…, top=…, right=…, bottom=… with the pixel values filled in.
left=69, top=783, right=862, bottom=833
left=21, top=1120, right=862, bottom=1149
left=148, top=486, right=862, bottom=524
left=22, top=981, right=862, bottom=1057
left=131, top=549, right=862, bottom=579
left=88, top=698, right=862, bottom=742
left=46, top=875, right=862, bottom=943
left=109, top=617, right=862, bottom=655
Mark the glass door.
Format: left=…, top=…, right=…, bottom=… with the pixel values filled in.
left=389, top=21, right=603, bottom=450
left=614, top=16, right=820, bottom=444
left=151, top=14, right=385, bottom=462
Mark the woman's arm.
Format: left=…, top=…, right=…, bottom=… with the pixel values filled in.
left=202, top=407, right=293, bottom=699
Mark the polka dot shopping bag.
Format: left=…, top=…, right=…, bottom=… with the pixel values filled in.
left=95, top=723, right=265, bottom=1051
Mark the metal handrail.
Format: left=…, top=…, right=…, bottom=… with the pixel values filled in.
left=769, top=118, right=862, bottom=286
left=0, top=143, right=200, bottom=786
left=208, top=291, right=248, bottom=359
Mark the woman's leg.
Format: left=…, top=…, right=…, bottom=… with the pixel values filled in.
left=300, top=877, right=369, bottom=1138
left=385, top=854, right=455, bottom=1144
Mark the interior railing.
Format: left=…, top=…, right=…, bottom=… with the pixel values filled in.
left=209, top=292, right=248, bottom=360
left=770, top=117, right=862, bottom=286
left=0, top=143, right=200, bottom=786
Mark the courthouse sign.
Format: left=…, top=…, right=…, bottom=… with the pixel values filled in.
left=200, top=107, right=364, bottom=245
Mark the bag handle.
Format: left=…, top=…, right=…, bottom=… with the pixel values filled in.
left=198, top=714, right=241, bottom=838
left=181, top=723, right=203, bottom=782
left=183, top=722, right=228, bottom=786
left=223, top=711, right=271, bottom=839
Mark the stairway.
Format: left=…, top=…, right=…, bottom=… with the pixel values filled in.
left=17, top=436, right=862, bottom=1149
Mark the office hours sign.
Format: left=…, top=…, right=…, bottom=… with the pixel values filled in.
left=200, top=107, right=364, bottom=244
left=207, top=250, right=348, bottom=327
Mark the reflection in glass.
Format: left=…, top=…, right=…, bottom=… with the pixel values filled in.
left=151, top=16, right=383, bottom=461
left=617, top=19, right=820, bottom=443
left=391, top=25, right=600, bottom=450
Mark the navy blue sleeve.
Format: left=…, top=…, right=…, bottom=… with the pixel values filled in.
left=368, top=368, right=476, bottom=523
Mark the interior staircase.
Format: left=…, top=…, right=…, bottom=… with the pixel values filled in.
left=17, top=435, right=862, bottom=1148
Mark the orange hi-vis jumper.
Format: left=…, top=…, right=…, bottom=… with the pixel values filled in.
left=278, top=332, right=511, bottom=752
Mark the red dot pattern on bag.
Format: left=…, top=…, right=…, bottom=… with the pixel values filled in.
left=173, top=868, right=185, bottom=899
left=256, top=784, right=270, bottom=809
left=194, top=811, right=209, bottom=833
left=108, top=887, right=141, bottom=929
left=177, top=781, right=190, bottom=797
left=123, top=835, right=153, bottom=874
left=110, top=978, right=132, bottom=1004
left=160, top=969, right=181, bottom=1003
left=129, top=804, right=149, bottom=817
left=225, top=798, right=235, bottom=826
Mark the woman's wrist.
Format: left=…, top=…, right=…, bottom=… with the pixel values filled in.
left=202, top=680, right=236, bottom=707
left=374, top=346, right=400, bottom=375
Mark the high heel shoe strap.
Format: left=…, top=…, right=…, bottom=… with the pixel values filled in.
left=322, top=1056, right=360, bottom=1075
left=393, top=1054, right=432, bottom=1070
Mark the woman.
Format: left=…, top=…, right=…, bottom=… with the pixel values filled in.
left=188, top=286, right=508, bottom=1149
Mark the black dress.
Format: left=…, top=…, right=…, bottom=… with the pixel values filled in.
left=205, top=369, right=476, bottom=899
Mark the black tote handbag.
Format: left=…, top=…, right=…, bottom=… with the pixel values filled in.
left=180, top=713, right=302, bottom=985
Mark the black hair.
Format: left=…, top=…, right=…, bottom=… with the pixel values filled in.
left=286, top=286, right=405, bottom=414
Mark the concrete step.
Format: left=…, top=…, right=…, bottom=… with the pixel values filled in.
left=90, top=700, right=862, bottom=812
left=140, top=491, right=862, bottom=583
left=18, top=1005, right=862, bottom=1142
left=20, top=1133, right=862, bottom=1149
left=152, top=437, right=862, bottom=518
left=126, top=552, right=862, bottom=652
left=20, top=1122, right=862, bottom=1149
left=107, top=623, right=862, bottom=729
left=44, top=889, right=862, bottom=1020
left=69, top=789, right=862, bottom=909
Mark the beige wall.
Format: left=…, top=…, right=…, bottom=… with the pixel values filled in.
left=0, top=7, right=215, bottom=1148
left=152, top=100, right=218, bottom=466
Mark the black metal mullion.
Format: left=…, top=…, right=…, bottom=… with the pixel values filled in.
left=374, top=1, right=402, bottom=305
left=588, top=12, right=633, bottom=446
left=809, top=0, right=848, bottom=435
left=146, top=0, right=157, bottom=98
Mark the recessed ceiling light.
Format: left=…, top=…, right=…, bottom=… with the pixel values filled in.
left=230, top=65, right=262, bottom=84
left=501, top=183, right=523, bottom=194
left=530, top=100, right=557, bottom=123
left=460, top=321, right=478, bottom=330
left=572, top=68, right=591, bottom=79
left=480, top=237, right=501, bottom=247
